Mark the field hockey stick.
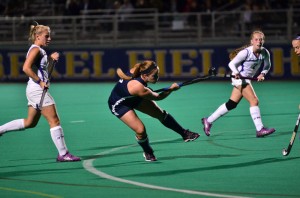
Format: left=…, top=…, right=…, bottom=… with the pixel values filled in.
left=282, top=110, right=300, bottom=156
left=154, top=67, right=217, bottom=92
left=38, top=58, right=57, bottom=110
left=214, top=73, right=259, bottom=81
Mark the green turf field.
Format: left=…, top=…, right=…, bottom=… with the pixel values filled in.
left=0, top=81, right=300, bottom=198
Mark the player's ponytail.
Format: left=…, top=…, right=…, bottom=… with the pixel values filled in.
left=229, top=45, right=250, bottom=60
left=116, top=60, right=157, bottom=80
left=116, top=68, right=132, bottom=80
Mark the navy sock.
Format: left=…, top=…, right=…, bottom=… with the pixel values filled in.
left=137, top=136, right=153, bottom=154
left=161, top=112, right=185, bottom=136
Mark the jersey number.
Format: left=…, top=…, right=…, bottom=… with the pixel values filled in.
left=251, top=63, right=258, bottom=69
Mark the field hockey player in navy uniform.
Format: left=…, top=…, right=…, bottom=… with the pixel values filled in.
left=292, top=33, right=300, bottom=56
left=108, top=60, right=200, bottom=161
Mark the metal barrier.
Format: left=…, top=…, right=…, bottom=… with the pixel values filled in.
left=0, top=8, right=299, bottom=47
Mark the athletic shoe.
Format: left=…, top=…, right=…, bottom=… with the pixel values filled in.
left=201, top=118, right=212, bottom=136
left=56, top=152, right=81, bottom=162
left=182, top=130, right=200, bottom=142
left=256, top=127, right=275, bottom=138
left=143, top=152, right=157, bottom=162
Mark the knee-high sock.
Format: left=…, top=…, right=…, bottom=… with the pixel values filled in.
left=136, top=136, right=153, bottom=154
left=161, top=113, right=185, bottom=135
left=250, top=106, right=263, bottom=131
left=0, top=119, right=24, bottom=134
left=207, top=103, right=229, bottom=123
left=50, top=126, right=68, bottom=156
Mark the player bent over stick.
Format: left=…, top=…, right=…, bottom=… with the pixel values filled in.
left=292, top=33, right=300, bottom=56
left=108, top=60, right=200, bottom=162
left=201, top=30, right=275, bottom=137
left=282, top=34, right=300, bottom=156
left=0, top=23, right=80, bottom=162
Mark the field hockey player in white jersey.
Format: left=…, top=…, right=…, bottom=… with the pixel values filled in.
left=0, top=22, right=80, bottom=162
left=201, top=30, right=275, bottom=138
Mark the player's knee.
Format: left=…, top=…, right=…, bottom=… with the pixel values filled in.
left=48, top=118, right=60, bottom=128
left=133, top=122, right=146, bottom=135
left=225, top=99, right=238, bottom=111
left=162, top=110, right=168, bottom=120
left=250, top=98, right=259, bottom=106
left=156, top=110, right=168, bottom=122
left=135, top=128, right=146, bottom=139
left=26, top=124, right=37, bottom=129
left=136, top=132, right=147, bottom=140
left=24, top=119, right=38, bottom=128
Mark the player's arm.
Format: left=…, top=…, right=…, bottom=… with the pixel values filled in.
left=50, top=52, right=60, bottom=61
left=23, top=48, right=46, bottom=88
left=256, top=49, right=271, bottom=82
left=261, top=49, right=271, bottom=76
left=128, top=80, right=178, bottom=101
left=23, top=47, right=40, bottom=81
left=228, top=50, right=248, bottom=78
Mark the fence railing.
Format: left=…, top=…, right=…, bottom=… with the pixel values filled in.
left=0, top=8, right=299, bottom=47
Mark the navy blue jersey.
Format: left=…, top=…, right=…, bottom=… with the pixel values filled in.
left=108, top=77, right=147, bottom=118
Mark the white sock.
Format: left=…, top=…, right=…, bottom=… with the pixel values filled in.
left=250, top=106, right=263, bottom=131
left=207, top=103, right=229, bottom=123
left=0, top=119, right=25, bottom=134
left=50, top=126, right=68, bottom=156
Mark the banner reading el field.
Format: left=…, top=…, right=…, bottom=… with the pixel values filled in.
left=0, top=45, right=299, bottom=82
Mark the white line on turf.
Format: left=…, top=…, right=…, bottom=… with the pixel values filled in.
left=70, top=120, right=85, bottom=123
left=82, top=139, right=251, bottom=198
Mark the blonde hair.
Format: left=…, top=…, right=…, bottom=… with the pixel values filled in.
left=251, top=30, right=265, bottom=40
left=116, top=60, right=157, bottom=80
left=28, top=21, right=50, bottom=43
left=229, top=44, right=250, bottom=60
left=229, top=30, right=265, bottom=60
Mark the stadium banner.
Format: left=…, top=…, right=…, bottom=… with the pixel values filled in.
left=0, top=45, right=299, bottom=82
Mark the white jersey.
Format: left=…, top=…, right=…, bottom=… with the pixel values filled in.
left=228, top=46, right=271, bottom=78
left=25, top=44, right=55, bottom=109
left=27, top=44, right=50, bottom=87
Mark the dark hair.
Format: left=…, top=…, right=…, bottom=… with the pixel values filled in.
left=293, top=33, right=300, bottom=41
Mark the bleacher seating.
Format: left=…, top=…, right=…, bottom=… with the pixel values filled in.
left=0, top=1, right=299, bottom=46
